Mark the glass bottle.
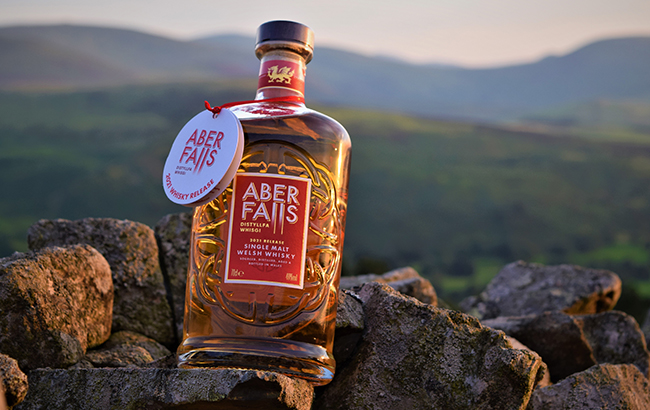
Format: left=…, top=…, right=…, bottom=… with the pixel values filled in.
left=177, top=20, right=351, bottom=385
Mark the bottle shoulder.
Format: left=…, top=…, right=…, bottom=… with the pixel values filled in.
left=231, top=103, right=351, bottom=146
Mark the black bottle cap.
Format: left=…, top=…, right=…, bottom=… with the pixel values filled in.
left=256, top=20, right=314, bottom=49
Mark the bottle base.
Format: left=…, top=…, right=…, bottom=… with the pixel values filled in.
left=177, top=336, right=335, bottom=386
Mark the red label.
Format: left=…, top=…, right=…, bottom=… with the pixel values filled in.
left=224, top=173, right=311, bottom=289
left=257, top=59, right=305, bottom=96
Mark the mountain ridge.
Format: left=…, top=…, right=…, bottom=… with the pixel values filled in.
left=1, top=24, right=649, bottom=122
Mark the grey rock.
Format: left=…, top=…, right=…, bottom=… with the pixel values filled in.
left=28, top=218, right=175, bottom=346
left=0, top=245, right=113, bottom=370
left=101, top=331, right=171, bottom=361
left=505, top=337, right=551, bottom=389
left=527, top=364, right=650, bottom=410
left=340, top=266, right=437, bottom=305
left=335, top=289, right=364, bottom=331
left=483, top=312, right=596, bottom=382
left=154, top=212, right=193, bottom=342
left=67, top=360, right=94, bottom=370
left=142, top=354, right=178, bottom=369
left=85, top=345, right=153, bottom=368
left=82, top=331, right=172, bottom=368
left=460, top=261, right=621, bottom=320
left=333, top=289, right=364, bottom=365
left=339, top=273, right=379, bottom=289
left=581, top=311, right=650, bottom=377
left=315, top=282, right=545, bottom=410
left=484, top=310, right=650, bottom=382
left=0, top=354, right=28, bottom=408
left=16, top=368, right=314, bottom=410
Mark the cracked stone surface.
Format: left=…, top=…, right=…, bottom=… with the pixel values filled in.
left=528, top=364, right=650, bottom=409
left=16, top=368, right=313, bottom=410
left=484, top=310, right=650, bottom=382
left=315, top=282, right=545, bottom=410
left=0, top=353, right=28, bottom=408
left=0, top=245, right=113, bottom=370
left=28, top=218, right=175, bottom=347
left=460, top=261, right=621, bottom=320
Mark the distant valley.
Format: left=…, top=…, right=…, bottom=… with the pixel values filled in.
left=2, top=24, right=650, bottom=317
left=1, top=24, right=650, bottom=123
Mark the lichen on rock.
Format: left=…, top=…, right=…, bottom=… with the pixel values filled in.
left=528, top=364, right=650, bottom=409
left=27, top=218, right=175, bottom=347
left=340, top=266, right=438, bottom=305
left=460, top=261, right=621, bottom=320
left=17, top=368, right=314, bottom=410
left=315, top=282, right=545, bottom=410
left=484, top=310, right=650, bottom=382
left=154, top=212, right=193, bottom=343
left=81, top=331, right=172, bottom=369
left=0, top=245, right=113, bottom=370
left=0, top=353, right=28, bottom=408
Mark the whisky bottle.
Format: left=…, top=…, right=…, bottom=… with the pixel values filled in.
left=176, top=20, right=351, bottom=385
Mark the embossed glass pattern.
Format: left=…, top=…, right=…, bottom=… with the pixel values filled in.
left=177, top=103, right=351, bottom=385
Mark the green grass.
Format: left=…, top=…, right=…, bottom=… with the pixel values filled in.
left=632, top=281, right=650, bottom=299
left=570, top=244, right=650, bottom=266
left=472, top=258, right=504, bottom=288
left=439, top=276, right=472, bottom=293
left=432, top=258, right=512, bottom=300
left=3, top=84, right=650, bottom=310
left=519, top=100, right=650, bottom=144
left=0, top=216, right=33, bottom=253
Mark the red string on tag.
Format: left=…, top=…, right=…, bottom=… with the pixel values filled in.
left=204, top=95, right=305, bottom=115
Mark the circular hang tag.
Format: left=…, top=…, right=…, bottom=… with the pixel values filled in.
left=163, top=108, right=244, bottom=207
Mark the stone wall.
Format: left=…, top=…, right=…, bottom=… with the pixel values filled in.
left=1, top=215, right=649, bottom=409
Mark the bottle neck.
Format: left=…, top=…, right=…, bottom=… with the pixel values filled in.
left=255, top=50, right=308, bottom=100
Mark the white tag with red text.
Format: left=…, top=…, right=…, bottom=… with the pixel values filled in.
left=163, top=108, right=244, bottom=207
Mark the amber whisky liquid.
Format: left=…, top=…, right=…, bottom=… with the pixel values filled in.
left=177, top=103, right=351, bottom=385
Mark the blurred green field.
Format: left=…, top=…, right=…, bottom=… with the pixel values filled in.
left=2, top=82, right=650, bottom=320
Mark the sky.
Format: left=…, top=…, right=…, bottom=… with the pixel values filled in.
left=1, top=0, right=649, bottom=67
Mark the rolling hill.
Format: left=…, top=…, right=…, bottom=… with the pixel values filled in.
left=2, top=24, right=650, bottom=317
left=0, top=25, right=258, bottom=87
left=1, top=24, right=649, bottom=122
left=1, top=82, right=650, bottom=318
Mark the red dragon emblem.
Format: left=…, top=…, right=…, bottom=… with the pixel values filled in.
left=267, top=65, right=294, bottom=84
